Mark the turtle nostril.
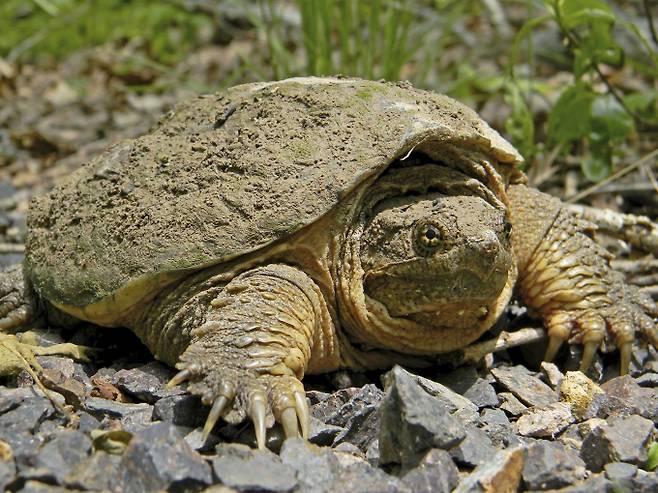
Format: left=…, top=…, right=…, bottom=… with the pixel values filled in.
left=480, top=230, right=500, bottom=256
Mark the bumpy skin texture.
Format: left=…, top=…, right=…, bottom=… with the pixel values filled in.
left=0, top=78, right=655, bottom=448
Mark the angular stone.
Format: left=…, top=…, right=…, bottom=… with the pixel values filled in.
left=632, top=470, right=658, bottom=493
left=491, top=365, right=557, bottom=407
left=522, top=440, right=586, bottom=490
left=212, top=444, right=297, bottom=492
left=324, top=384, right=383, bottom=428
left=559, top=371, right=606, bottom=421
left=333, top=404, right=379, bottom=451
left=604, top=461, right=637, bottom=492
left=600, top=375, right=658, bottom=422
left=379, top=366, right=466, bottom=467
left=542, top=473, right=611, bottom=492
left=40, top=368, right=86, bottom=409
left=0, top=397, right=55, bottom=435
left=517, top=402, right=574, bottom=437
left=85, top=396, right=153, bottom=431
left=580, top=415, right=655, bottom=471
left=450, top=426, right=496, bottom=467
left=33, top=430, right=92, bottom=484
left=0, top=386, right=38, bottom=413
left=0, top=457, right=15, bottom=492
left=399, top=449, right=459, bottom=493
left=499, top=392, right=527, bottom=416
left=540, top=362, right=564, bottom=389
left=64, top=451, right=121, bottom=491
left=14, top=480, right=85, bottom=493
left=325, top=461, right=400, bottom=493
left=118, top=422, right=212, bottom=493
left=308, top=417, right=344, bottom=447
left=0, top=432, right=43, bottom=470
left=112, top=362, right=173, bottom=403
left=280, top=438, right=340, bottom=492
left=479, top=408, right=520, bottom=448
left=463, top=378, right=500, bottom=409
left=411, top=372, right=479, bottom=425
left=453, top=446, right=526, bottom=493
left=436, top=366, right=479, bottom=394
left=635, top=373, right=658, bottom=387
left=153, top=393, right=205, bottom=428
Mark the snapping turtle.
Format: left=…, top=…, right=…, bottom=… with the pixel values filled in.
left=1, top=77, right=656, bottom=447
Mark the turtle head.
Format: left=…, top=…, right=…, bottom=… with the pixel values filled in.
left=359, top=189, right=514, bottom=345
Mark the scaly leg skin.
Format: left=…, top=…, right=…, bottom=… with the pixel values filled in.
left=165, top=264, right=340, bottom=449
left=508, top=184, right=657, bottom=375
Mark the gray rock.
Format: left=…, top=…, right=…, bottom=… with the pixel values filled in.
left=499, top=392, right=527, bottom=416
left=463, top=378, right=500, bottom=409
left=0, top=397, right=54, bottom=435
left=325, top=384, right=383, bottom=428
left=365, top=439, right=379, bottom=465
left=85, top=396, right=153, bottom=431
left=32, top=430, right=92, bottom=484
left=635, top=373, right=658, bottom=387
left=411, top=372, right=479, bottom=425
left=333, top=404, right=379, bottom=451
left=0, top=432, right=43, bottom=470
left=539, top=473, right=611, bottom=492
left=326, top=461, right=400, bottom=493
left=522, top=440, right=586, bottom=490
left=0, top=386, right=38, bottom=413
left=632, top=470, right=658, bottom=493
left=601, top=375, right=658, bottom=422
left=436, top=366, right=479, bottom=394
left=153, top=393, right=205, bottom=428
left=212, top=444, right=297, bottom=492
left=280, top=437, right=341, bottom=493
left=64, top=451, right=121, bottom=491
left=379, top=366, right=466, bottom=467
left=491, top=365, right=558, bottom=407
left=76, top=412, right=101, bottom=433
left=540, top=362, right=564, bottom=389
left=112, top=362, right=173, bottom=403
left=118, top=422, right=212, bottom=493
left=516, top=402, right=575, bottom=438
left=603, top=461, right=637, bottom=492
left=450, top=426, right=496, bottom=467
left=16, top=480, right=85, bottom=493
left=454, top=446, right=526, bottom=493
left=0, top=458, right=16, bottom=491
left=580, top=414, right=655, bottom=471
left=308, top=417, right=344, bottom=447
left=479, top=408, right=521, bottom=448
left=399, top=449, right=459, bottom=493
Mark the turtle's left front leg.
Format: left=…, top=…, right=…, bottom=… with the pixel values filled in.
left=161, top=264, right=341, bottom=448
left=508, top=184, right=657, bottom=374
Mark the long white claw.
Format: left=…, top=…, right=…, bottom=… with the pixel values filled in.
left=544, top=336, right=564, bottom=363
left=294, top=391, right=310, bottom=439
left=579, top=341, right=598, bottom=373
left=203, top=395, right=229, bottom=442
left=619, top=342, right=632, bottom=376
left=250, top=393, right=267, bottom=450
left=166, top=364, right=200, bottom=389
left=281, top=407, right=299, bottom=439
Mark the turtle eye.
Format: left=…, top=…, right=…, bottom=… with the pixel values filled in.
left=414, top=221, right=445, bottom=256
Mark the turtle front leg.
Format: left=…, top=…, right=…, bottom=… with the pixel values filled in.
left=508, top=184, right=657, bottom=374
left=165, top=264, right=340, bottom=448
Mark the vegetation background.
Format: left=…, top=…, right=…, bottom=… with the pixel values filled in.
left=0, top=0, right=656, bottom=215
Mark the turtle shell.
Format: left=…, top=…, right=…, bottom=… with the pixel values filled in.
left=25, top=77, right=522, bottom=322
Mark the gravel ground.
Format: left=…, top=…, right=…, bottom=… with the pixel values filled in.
left=0, top=325, right=657, bottom=492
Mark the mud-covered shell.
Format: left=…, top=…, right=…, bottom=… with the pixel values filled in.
left=26, top=77, right=522, bottom=316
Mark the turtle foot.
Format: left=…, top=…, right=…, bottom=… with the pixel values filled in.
left=168, top=357, right=310, bottom=449
left=0, top=264, right=36, bottom=331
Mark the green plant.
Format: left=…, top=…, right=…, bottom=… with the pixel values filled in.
left=507, top=0, right=658, bottom=181
left=256, top=0, right=426, bottom=81
left=648, top=441, right=658, bottom=471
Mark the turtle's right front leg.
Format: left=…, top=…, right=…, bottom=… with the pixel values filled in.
left=165, top=264, right=341, bottom=449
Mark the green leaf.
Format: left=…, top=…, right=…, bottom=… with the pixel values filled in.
left=504, top=84, right=535, bottom=160
left=559, top=0, right=615, bottom=28
left=590, top=94, right=635, bottom=141
left=548, top=84, right=595, bottom=144
left=582, top=138, right=612, bottom=181
left=648, top=442, right=658, bottom=471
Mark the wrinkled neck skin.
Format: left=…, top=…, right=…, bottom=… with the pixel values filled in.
left=335, top=161, right=517, bottom=364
